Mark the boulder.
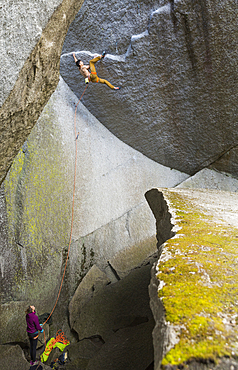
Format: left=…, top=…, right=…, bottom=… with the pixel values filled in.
left=67, top=338, right=103, bottom=361
left=0, top=344, right=41, bottom=370
left=64, top=338, right=104, bottom=369
left=61, top=0, right=238, bottom=176
left=69, top=265, right=110, bottom=329
left=146, top=187, right=238, bottom=369
left=70, top=264, right=154, bottom=341
left=86, top=319, right=155, bottom=370
left=68, top=263, right=155, bottom=369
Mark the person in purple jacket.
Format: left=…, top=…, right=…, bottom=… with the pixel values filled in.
left=25, top=305, right=44, bottom=366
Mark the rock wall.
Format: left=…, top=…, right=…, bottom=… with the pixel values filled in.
left=60, top=0, right=238, bottom=176
left=146, top=187, right=238, bottom=369
left=1, top=0, right=238, bottom=367
left=0, top=77, right=188, bottom=344
left=0, top=0, right=84, bottom=185
left=1, top=0, right=63, bottom=107
left=210, top=146, right=238, bottom=180
left=66, top=264, right=155, bottom=370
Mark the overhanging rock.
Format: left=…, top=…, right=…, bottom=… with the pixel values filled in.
left=0, top=0, right=85, bottom=185
left=61, top=0, right=238, bottom=176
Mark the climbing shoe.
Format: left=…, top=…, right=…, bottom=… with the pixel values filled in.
left=101, top=50, right=106, bottom=58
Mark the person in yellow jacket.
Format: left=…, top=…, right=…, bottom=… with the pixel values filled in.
left=73, top=51, right=121, bottom=90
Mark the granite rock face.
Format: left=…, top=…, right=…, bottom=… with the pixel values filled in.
left=176, top=168, right=238, bottom=192
left=0, top=78, right=187, bottom=344
left=60, top=0, right=238, bottom=176
left=210, top=146, right=238, bottom=180
left=0, top=0, right=84, bottom=185
left=0, top=345, right=30, bottom=370
left=146, top=187, right=238, bottom=369
left=68, top=264, right=155, bottom=370
left=0, top=344, right=52, bottom=370
left=1, top=0, right=63, bottom=108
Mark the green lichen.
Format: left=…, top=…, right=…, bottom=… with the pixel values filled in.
left=157, top=191, right=238, bottom=366
left=4, top=97, right=73, bottom=302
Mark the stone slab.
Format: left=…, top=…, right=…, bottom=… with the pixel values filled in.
left=177, top=168, right=238, bottom=192
left=146, top=187, right=238, bottom=369
left=71, top=264, right=154, bottom=342
left=69, top=264, right=110, bottom=329
left=0, top=344, right=30, bottom=370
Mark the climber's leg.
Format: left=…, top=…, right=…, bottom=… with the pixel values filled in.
left=98, top=78, right=121, bottom=90
left=89, top=56, right=102, bottom=74
left=89, top=55, right=121, bottom=90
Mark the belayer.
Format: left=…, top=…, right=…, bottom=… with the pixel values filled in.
left=25, top=305, right=44, bottom=366
left=73, top=51, right=121, bottom=90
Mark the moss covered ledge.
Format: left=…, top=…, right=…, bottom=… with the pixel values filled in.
left=146, top=188, right=238, bottom=369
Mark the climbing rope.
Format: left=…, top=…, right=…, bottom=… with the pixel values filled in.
left=35, top=84, right=88, bottom=370
left=43, top=84, right=88, bottom=327
left=41, top=330, right=70, bottom=361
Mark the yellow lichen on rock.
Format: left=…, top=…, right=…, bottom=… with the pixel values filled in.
left=157, top=189, right=238, bottom=366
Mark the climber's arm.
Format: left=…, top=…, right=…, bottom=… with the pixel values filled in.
left=73, top=53, right=78, bottom=63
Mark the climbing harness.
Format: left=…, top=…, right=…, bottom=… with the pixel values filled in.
left=34, top=84, right=88, bottom=370
left=90, top=71, right=99, bottom=83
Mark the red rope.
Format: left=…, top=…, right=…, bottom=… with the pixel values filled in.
left=35, top=84, right=88, bottom=370
left=41, top=330, right=70, bottom=359
left=43, top=84, right=88, bottom=326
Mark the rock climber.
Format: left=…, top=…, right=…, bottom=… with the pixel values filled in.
left=73, top=51, right=121, bottom=90
left=25, top=305, right=44, bottom=366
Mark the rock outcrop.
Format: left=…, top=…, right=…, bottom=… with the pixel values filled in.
left=1, top=0, right=238, bottom=368
left=60, top=0, right=238, bottom=176
left=146, top=187, right=238, bottom=369
left=0, top=344, right=52, bottom=370
left=0, top=77, right=187, bottom=344
left=67, top=263, right=155, bottom=370
left=0, top=345, right=31, bottom=370
left=0, top=0, right=84, bottom=185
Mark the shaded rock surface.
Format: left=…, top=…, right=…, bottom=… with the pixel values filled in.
left=0, top=344, right=52, bottom=370
left=0, top=345, right=29, bottom=370
left=68, top=264, right=155, bottom=369
left=0, top=77, right=187, bottom=344
left=210, top=146, right=238, bottom=180
left=60, top=0, right=238, bottom=176
left=146, top=187, right=238, bottom=369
